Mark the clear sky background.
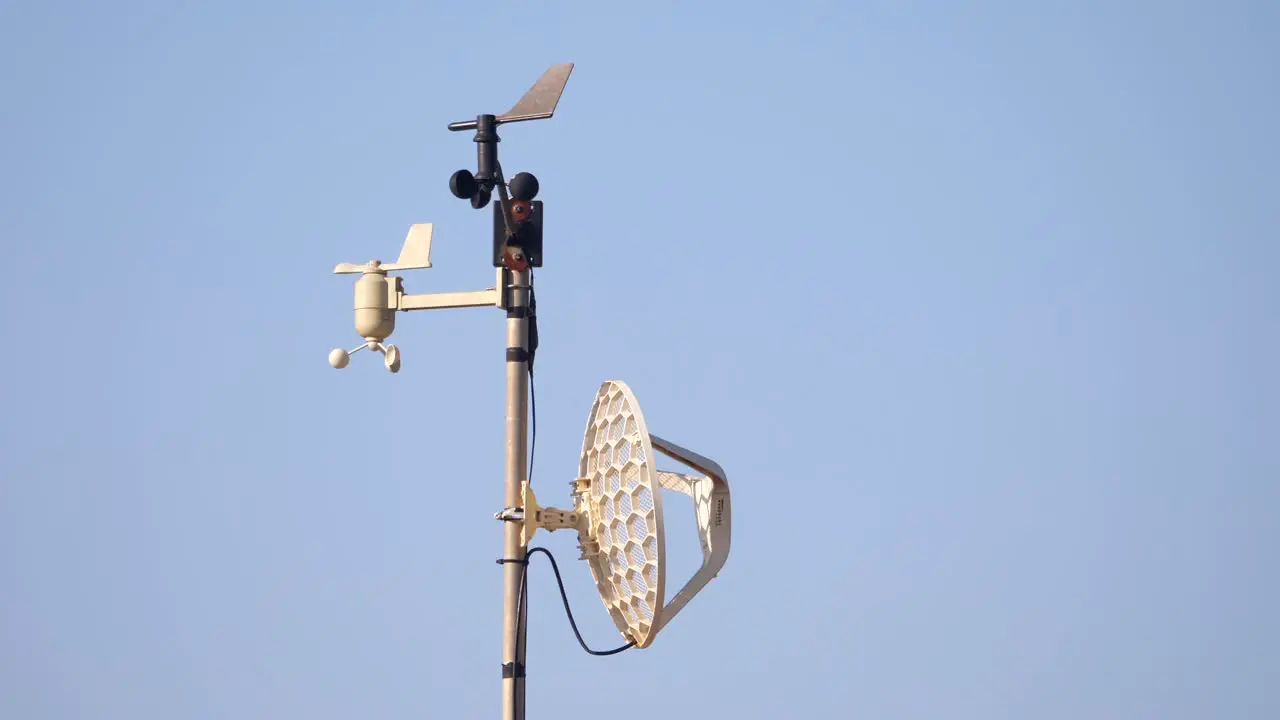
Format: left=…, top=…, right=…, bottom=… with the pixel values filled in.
left=2, top=1, right=1277, bottom=718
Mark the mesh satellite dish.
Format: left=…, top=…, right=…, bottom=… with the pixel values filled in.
left=522, top=380, right=731, bottom=649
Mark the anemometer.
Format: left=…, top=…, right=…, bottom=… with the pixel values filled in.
left=326, top=64, right=732, bottom=720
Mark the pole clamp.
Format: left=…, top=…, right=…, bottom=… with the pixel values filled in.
left=495, top=506, right=525, bottom=522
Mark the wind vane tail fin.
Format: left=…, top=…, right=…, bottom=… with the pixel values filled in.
left=382, top=223, right=433, bottom=271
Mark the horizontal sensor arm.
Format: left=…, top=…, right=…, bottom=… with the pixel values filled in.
left=386, top=268, right=508, bottom=312
left=398, top=289, right=500, bottom=311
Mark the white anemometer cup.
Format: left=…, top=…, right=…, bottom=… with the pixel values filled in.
left=521, top=380, right=732, bottom=649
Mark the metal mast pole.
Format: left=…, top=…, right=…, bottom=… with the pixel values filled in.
left=501, top=267, right=531, bottom=720
left=439, top=63, right=573, bottom=720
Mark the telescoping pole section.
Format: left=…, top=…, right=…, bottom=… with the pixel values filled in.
left=501, top=267, right=531, bottom=720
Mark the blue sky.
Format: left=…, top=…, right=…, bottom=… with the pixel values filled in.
left=1, top=1, right=1277, bottom=718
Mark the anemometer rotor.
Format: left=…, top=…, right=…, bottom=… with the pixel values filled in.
left=328, top=342, right=399, bottom=373
left=323, top=64, right=730, bottom=720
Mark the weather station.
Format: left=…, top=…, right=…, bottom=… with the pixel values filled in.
left=326, top=64, right=732, bottom=720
